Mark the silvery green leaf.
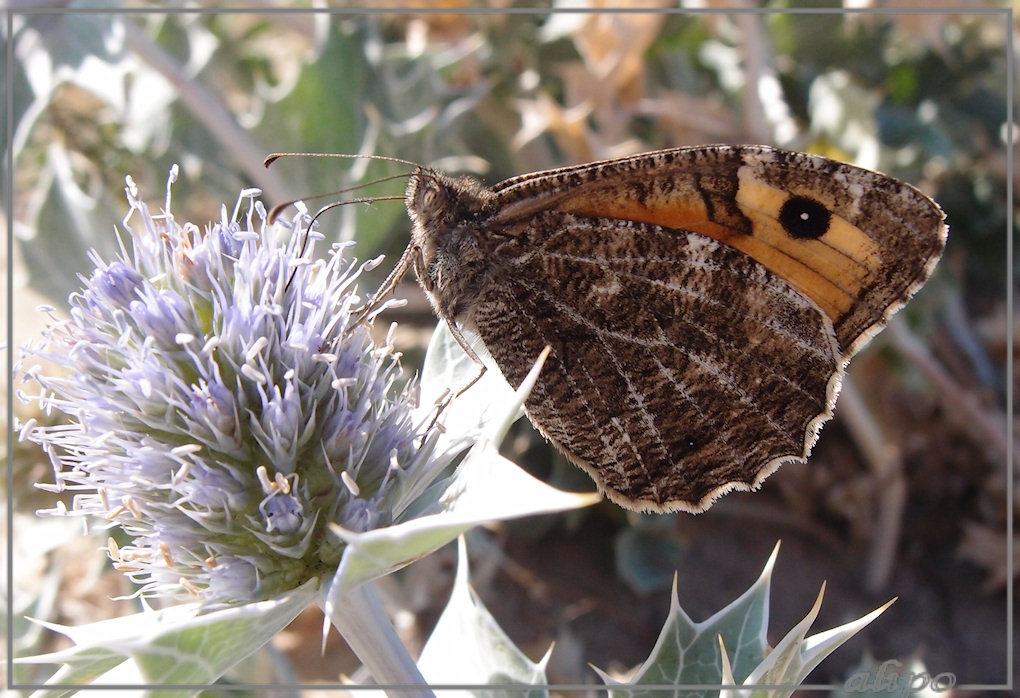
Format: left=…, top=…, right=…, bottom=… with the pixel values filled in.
left=21, top=153, right=121, bottom=304
left=18, top=579, right=318, bottom=695
left=596, top=543, right=893, bottom=698
left=732, top=591, right=893, bottom=698
left=418, top=320, right=519, bottom=445
left=16, top=11, right=128, bottom=110
left=326, top=444, right=598, bottom=601
left=327, top=348, right=599, bottom=600
left=27, top=656, right=152, bottom=698
left=599, top=544, right=778, bottom=697
left=807, top=71, right=880, bottom=171
left=22, top=647, right=132, bottom=698
left=417, top=537, right=549, bottom=696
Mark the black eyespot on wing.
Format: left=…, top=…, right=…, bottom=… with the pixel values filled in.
left=779, top=196, right=831, bottom=240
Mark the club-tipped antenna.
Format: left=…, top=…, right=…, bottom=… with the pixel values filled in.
left=264, top=151, right=424, bottom=170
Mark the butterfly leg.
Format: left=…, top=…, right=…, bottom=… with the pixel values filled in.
left=422, top=320, right=490, bottom=435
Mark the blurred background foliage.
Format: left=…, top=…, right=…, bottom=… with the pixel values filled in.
left=5, top=2, right=1013, bottom=690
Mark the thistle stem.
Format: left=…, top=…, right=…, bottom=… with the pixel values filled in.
left=326, top=581, right=434, bottom=698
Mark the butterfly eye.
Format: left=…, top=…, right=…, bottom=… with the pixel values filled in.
left=422, top=186, right=442, bottom=211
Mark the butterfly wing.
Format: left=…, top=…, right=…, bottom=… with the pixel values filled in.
left=491, top=145, right=946, bottom=357
left=468, top=211, right=844, bottom=512
left=412, top=145, right=945, bottom=512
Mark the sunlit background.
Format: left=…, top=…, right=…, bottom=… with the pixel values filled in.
left=6, top=4, right=1012, bottom=692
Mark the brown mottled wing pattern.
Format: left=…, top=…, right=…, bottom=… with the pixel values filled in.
left=468, top=211, right=843, bottom=512
left=490, top=145, right=946, bottom=357
left=406, top=144, right=945, bottom=513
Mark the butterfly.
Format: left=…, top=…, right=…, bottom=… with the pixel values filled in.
left=275, top=145, right=947, bottom=513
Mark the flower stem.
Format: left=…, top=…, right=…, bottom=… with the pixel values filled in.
left=326, top=581, right=435, bottom=698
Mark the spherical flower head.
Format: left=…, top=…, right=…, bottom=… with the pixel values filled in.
left=19, top=167, right=434, bottom=605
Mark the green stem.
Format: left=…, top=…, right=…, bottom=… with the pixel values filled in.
left=325, top=581, right=435, bottom=698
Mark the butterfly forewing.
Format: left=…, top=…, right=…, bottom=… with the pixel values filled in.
left=489, top=145, right=946, bottom=356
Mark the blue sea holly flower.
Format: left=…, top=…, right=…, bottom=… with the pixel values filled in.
left=19, top=167, right=442, bottom=605
left=16, top=167, right=599, bottom=689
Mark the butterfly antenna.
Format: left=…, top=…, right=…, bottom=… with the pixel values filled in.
left=264, top=155, right=414, bottom=293
left=264, top=151, right=424, bottom=171
left=267, top=171, right=412, bottom=224
left=281, top=193, right=404, bottom=294
left=264, top=152, right=427, bottom=334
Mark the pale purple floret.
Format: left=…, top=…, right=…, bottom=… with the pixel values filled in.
left=19, top=171, right=439, bottom=604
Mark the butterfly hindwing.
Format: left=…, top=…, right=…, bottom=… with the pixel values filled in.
left=468, top=211, right=843, bottom=512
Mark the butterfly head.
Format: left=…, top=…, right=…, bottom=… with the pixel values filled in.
left=404, top=168, right=497, bottom=321
left=405, top=168, right=493, bottom=233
